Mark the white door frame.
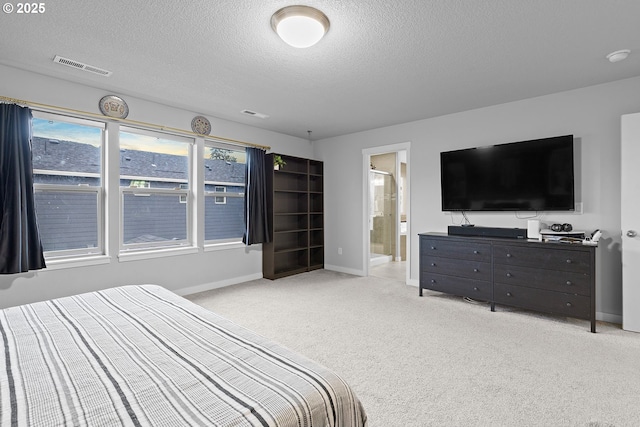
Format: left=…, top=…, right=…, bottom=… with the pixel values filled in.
left=621, top=112, right=640, bottom=332
left=362, top=142, right=411, bottom=282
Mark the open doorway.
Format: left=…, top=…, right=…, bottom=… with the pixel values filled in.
left=362, top=143, right=410, bottom=283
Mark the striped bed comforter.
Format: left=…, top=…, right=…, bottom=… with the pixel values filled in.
left=0, top=285, right=367, bottom=426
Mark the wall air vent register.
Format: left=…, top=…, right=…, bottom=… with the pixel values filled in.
left=53, top=55, right=113, bottom=77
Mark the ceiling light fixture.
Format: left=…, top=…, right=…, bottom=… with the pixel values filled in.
left=271, top=5, right=330, bottom=48
left=606, top=49, right=631, bottom=63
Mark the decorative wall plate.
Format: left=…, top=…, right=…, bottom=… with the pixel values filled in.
left=191, top=115, right=212, bottom=135
left=99, top=95, right=129, bottom=119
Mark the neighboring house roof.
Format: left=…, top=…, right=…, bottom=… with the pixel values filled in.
left=32, top=137, right=245, bottom=184
left=33, top=137, right=100, bottom=174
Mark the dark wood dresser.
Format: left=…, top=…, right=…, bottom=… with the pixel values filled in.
left=419, top=232, right=597, bottom=332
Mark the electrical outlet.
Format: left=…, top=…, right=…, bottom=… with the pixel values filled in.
left=338, top=247, right=342, bottom=255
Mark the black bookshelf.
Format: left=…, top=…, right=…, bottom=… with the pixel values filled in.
left=263, top=154, right=324, bottom=279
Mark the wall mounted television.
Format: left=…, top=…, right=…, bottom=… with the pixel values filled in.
left=440, top=135, right=575, bottom=211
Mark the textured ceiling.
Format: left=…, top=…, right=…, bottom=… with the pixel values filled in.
left=1, top=0, right=639, bottom=140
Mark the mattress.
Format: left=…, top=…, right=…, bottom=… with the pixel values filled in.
left=0, top=285, right=367, bottom=426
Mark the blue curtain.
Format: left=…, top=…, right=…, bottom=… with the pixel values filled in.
left=242, top=147, right=270, bottom=245
left=0, top=104, right=46, bottom=273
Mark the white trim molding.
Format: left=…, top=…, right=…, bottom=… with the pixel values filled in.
left=324, top=264, right=365, bottom=277
left=175, top=272, right=263, bottom=296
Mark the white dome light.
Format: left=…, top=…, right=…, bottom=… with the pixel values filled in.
left=271, top=6, right=330, bottom=49
left=606, top=49, right=631, bottom=63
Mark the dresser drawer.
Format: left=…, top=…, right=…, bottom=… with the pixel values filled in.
left=493, top=244, right=591, bottom=274
left=494, top=265, right=590, bottom=296
left=422, top=256, right=491, bottom=281
left=421, top=273, right=491, bottom=300
left=421, top=238, right=491, bottom=262
left=494, top=283, right=590, bottom=319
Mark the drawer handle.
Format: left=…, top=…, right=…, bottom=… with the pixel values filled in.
left=566, top=259, right=572, bottom=264
left=506, top=272, right=512, bottom=278
left=506, top=292, right=513, bottom=297
left=473, top=287, right=479, bottom=291
left=431, top=263, right=436, bottom=267
left=473, top=250, right=479, bottom=254
left=566, top=302, right=572, bottom=307
left=431, top=246, right=436, bottom=250
left=566, top=280, right=572, bottom=286
left=431, top=279, right=436, bottom=284
left=506, top=253, right=512, bottom=258
left=473, top=268, right=479, bottom=272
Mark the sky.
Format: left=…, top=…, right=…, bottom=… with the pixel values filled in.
left=32, top=118, right=102, bottom=147
left=31, top=118, right=243, bottom=160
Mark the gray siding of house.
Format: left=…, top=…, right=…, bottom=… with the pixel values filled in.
left=205, top=196, right=245, bottom=240
left=34, top=191, right=98, bottom=251
left=123, top=193, right=187, bottom=243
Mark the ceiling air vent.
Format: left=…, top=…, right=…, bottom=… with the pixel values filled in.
left=53, top=55, right=113, bottom=77
left=241, top=109, right=269, bottom=119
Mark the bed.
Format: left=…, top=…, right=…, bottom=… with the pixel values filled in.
left=0, top=285, right=367, bottom=426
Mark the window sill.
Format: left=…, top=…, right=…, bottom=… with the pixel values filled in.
left=41, top=243, right=249, bottom=269
left=204, top=241, right=251, bottom=252
left=118, top=246, right=199, bottom=262
left=44, top=255, right=112, bottom=270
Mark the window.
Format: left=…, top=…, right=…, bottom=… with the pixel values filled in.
left=29, top=111, right=252, bottom=262
left=31, top=112, right=105, bottom=258
left=179, top=184, right=188, bottom=203
left=204, top=142, right=245, bottom=243
left=214, top=186, right=227, bottom=204
left=120, top=127, right=193, bottom=251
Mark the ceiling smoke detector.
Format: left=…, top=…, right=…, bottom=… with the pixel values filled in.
left=53, top=55, right=113, bottom=76
left=606, top=49, right=631, bottom=63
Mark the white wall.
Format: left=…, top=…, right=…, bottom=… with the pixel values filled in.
left=0, top=65, right=314, bottom=308
left=315, top=76, right=640, bottom=321
left=3, top=65, right=639, bottom=320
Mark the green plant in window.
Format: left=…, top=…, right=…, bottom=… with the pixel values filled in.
left=209, top=148, right=238, bottom=162
left=130, top=180, right=150, bottom=188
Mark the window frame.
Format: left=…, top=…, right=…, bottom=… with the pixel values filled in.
left=203, top=140, right=246, bottom=245
left=31, top=111, right=106, bottom=260
left=118, top=126, right=194, bottom=253
left=28, top=111, right=254, bottom=264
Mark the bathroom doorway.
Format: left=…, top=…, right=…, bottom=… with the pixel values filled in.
left=363, top=144, right=410, bottom=282
left=369, top=169, right=394, bottom=265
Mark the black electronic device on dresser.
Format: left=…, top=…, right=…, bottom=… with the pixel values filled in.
left=419, top=232, right=597, bottom=332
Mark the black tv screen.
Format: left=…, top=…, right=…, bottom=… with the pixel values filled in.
left=440, top=135, right=575, bottom=211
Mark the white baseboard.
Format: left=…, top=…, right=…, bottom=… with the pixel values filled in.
left=406, top=278, right=419, bottom=287
left=370, top=255, right=392, bottom=267
left=324, top=264, right=365, bottom=276
left=597, top=311, right=622, bottom=325
left=175, top=273, right=263, bottom=297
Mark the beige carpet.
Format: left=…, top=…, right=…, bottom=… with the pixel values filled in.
left=185, top=269, right=640, bottom=427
